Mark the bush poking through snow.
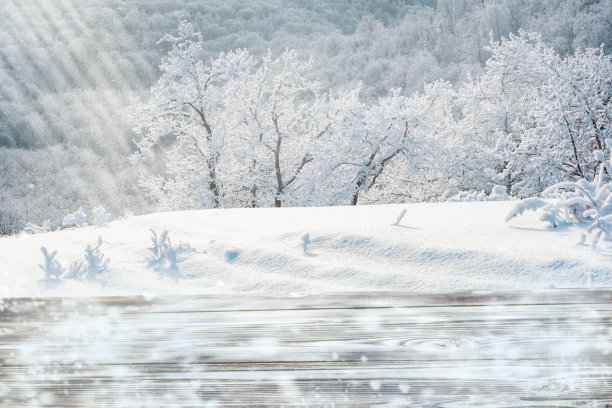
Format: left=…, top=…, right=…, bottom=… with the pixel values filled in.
left=302, top=233, right=311, bottom=254
left=147, top=230, right=191, bottom=275
left=507, top=149, right=612, bottom=247
left=148, top=230, right=171, bottom=271
left=63, top=208, right=87, bottom=228
left=39, top=237, right=110, bottom=284
left=64, top=261, right=86, bottom=280
left=23, top=220, right=52, bottom=234
left=505, top=198, right=549, bottom=223
left=38, top=247, right=64, bottom=280
left=83, top=237, right=110, bottom=280
left=0, top=210, right=23, bottom=236
left=92, top=206, right=111, bottom=227
left=490, top=185, right=511, bottom=201
left=446, top=185, right=511, bottom=202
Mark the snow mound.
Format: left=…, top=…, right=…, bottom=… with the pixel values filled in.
left=0, top=202, right=609, bottom=298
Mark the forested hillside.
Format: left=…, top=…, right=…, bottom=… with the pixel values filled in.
left=1, top=0, right=611, bottom=234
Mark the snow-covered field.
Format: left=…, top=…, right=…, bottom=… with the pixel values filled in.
left=0, top=201, right=610, bottom=298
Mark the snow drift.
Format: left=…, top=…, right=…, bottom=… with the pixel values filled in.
left=0, top=201, right=610, bottom=298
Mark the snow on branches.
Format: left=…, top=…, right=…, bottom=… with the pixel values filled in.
left=313, top=81, right=455, bottom=205
left=129, top=20, right=254, bottom=209
left=507, top=147, right=612, bottom=248
left=130, top=23, right=612, bottom=212
left=37, top=237, right=110, bottom=289
left=457, top=31, right=612, bottom=198
left=147, top=229, right=192, bottom=276
left=130, top=21, right=329, bottom=209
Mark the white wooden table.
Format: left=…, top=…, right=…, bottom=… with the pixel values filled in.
left=1, top=289, right=611, bottom=407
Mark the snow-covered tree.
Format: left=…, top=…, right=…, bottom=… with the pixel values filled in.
left=224, top=50, right=330, bottom=207
left=130, top=23, right=612, bottom=210
left=3, top=1, right=612, bottom=229
left=313, top=81, right=455, bottom=205
left=456, top=31, right=612, bottom=198
left=131, top=22, right=330, bottom=209
left=130, top=21, right=254, bottom=210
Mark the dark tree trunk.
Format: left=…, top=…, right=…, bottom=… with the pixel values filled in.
left=274, top=135, right=283, bottom=207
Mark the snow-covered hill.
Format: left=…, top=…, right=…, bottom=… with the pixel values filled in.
left=0, top=202, right=610, bottom=298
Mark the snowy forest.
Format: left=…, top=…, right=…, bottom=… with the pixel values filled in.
left=1, top=0, right=612, bottom=234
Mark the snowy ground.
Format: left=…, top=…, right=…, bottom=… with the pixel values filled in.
left=0, top=201, right=610, bottom=298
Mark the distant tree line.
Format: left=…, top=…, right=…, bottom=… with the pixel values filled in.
left=1, top=0, right=611, bottom=233
left=131, top=22, right=612, bottom=210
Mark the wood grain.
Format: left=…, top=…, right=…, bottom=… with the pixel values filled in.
left=1, top=289, right=611, bottom=407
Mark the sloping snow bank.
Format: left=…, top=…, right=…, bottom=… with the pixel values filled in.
left=0, top=202, right=610, bottom=298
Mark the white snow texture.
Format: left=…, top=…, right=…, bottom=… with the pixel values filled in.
left=0, top=201, right=609, bottom=298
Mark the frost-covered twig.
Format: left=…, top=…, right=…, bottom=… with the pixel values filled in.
left=147, top=230, right=190, bottom=274
left=504, top=197, right=548, bottom=222
left=507, top=148, right=612, bottom=247
left=84, top=237, right=110, bottom=280
left=38, top=247, right=64, bottom=280
left=393, top=209, right=407, bottom=226
left=301, top=233, right=311, bottom=254
left=64, top=261, right=86, bottom=280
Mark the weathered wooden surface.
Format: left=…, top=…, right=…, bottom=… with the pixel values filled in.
left=1, top=289, right=611, bottom=407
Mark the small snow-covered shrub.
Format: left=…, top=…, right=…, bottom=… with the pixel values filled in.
left=489, top=185, right=511, bottom=200
left=84, top=237, right=110, bottom=280
left=147, top=230, right=191, bottom=274
left=0, top=209, right=23, bottom=236
left=507, top=149, right=612, bottom=247
left=445, top=185, right=511, bottom=202
left=148, top=230, right=173, bottom=271
left=38, top=247, right=64, bottom=280
left=38, top=237, right=110, bottom=285
left=92, top=206, right=111, bottom=227
left=64, top=261, right=86, bottom=280
left=63, top=208, right=87, bottom=228
left=23, top=220, right=52, bottom=234
left=505, top=197, right=551, bottom=222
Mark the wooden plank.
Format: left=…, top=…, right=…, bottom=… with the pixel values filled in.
left=1, top=290, right=611, bottom=407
